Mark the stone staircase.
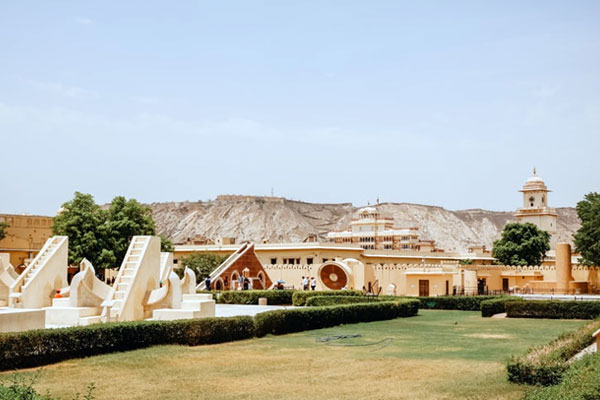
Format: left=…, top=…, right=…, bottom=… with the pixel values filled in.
left=152, top=293, right=215, bottom=321
left=101, top=236, right=160, bottom=322
left=9, top=236, right=67, bottom=308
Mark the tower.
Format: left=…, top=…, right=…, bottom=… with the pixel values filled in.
left=514, top=168, right=558, bottom=248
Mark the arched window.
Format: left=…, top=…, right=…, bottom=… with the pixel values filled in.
left=529, top=196, right=535, bottom=207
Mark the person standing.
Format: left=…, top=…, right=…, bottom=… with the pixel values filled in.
left=310, top=277, right=316, bottom=291
left=300, top=276, right=305, bottom=290
left=303, top=276, right=309, bottom=291
left=205, top=276, right=211, bottom=291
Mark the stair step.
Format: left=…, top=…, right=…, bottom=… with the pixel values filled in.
left=117, top=283, right=129, bottom=291
left=114, top=291, right=126, bottom=299
left=79, top=316, right=102, bottom=326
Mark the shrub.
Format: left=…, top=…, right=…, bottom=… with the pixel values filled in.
left=524, top=352, right=600, bottom=400
left=414, top=295, right=504, bottom=311
left=292, top=290, right=362, bottom=306
left=305, top=295, right=382, bottom=307
left=254, top=300, right=419, bottom=337
left=480, top=297, right=523, bottom=317
left=506, top=319, right=600, bottom=386
left=0, top=316, right=255, bottom=371
left=214, top=290, right=295, bottom=305
left=506, top=300, right=600, bottom=320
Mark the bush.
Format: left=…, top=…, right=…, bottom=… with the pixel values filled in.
left=254, top=300, right=419, bottom=337
left=214, top=290, right=295, bottom=305
left=414, top=296, right=504, bottom=311
left=305, top=295, right=383, bottom=307
left=0, top=316, right=255, bottom=371
left=292, top=290, right=362, bottom=306
left=480, top=297, right=523, bottom=317
left=507, top=319, right=600, bottom=386
left=524, top=352, right=600, bottom=400
left=506, top=300, right=600, bottom=320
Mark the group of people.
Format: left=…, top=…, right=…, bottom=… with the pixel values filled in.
left=301, top=276, right=317, bottom=291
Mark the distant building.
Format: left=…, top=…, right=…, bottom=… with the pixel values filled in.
left=514, top=168, right=558, bottom=248
left=0, top=214, right=53, bottom=268
left=327, top=206, right=439, bottom=251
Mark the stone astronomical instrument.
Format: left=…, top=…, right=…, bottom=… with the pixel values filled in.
left=319, top=263, right=348, bottom=290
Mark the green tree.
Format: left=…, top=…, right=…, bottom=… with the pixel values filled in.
left=104, top=196, right=156, bottom=268
left=574, top=192, right=600, bottom=266
left=160, top=235, right=174, bottom=252
left=53, top=192, right=175, bottom=273
left=0, top=221, right=9, bottom=241
left=52, top=192, right=111, bottom=268
left=176, top=253, right=228, bottom=284
left=492, top=222, right=550, bottom=266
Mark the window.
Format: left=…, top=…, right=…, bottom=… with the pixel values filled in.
left=322, top=258, right=329, bottom=263
left=173, top=259, right=178, bottom=264
left=529, top=196, right=535, bottom=207
left=270, top=258, right=277, bottom=264
left=307, top=258, right=313, bottom=265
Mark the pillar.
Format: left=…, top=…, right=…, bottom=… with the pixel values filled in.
left=555, top=242, right=573, bottom=294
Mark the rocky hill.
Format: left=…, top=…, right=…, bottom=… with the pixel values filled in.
left=150, top=195, right=580, bottom=253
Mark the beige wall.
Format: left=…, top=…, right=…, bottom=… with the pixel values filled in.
left=0, top=214, right=53, bottom=267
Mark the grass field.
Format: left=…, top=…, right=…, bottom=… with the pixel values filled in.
left=1, top=310, right=585, bottom=400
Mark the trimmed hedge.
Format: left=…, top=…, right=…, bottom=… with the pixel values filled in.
left=414, top=295, right=504, bottom=311
left=524, top=352, right=600, bottom=400
left=292, top=290, right=362, bottom=306
left=214, top=290, right=295, bottom=305
left=507, top=319, right=600, bottom=386
left=480, top=297, right=523, bottom=317
left=255, top=300, right=420, bottom=337
left=506, top=300, right=600, bottom=320
left=0, top=316, right=255, bottom=371
left=305, top=295, right=383, bottom=307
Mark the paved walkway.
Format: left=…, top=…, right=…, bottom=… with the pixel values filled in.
left=215, top=304, right=295, bottom=317
left=515, top=294, right=600, bottom=301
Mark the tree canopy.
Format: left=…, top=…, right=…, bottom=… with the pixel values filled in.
left=492, top=222, right=550, bottom=266
left=52, top=192, right=174, bottom=271
left=574, top=192, right=600, bottom=266
left=0, top=221, right=9, bottom=241
left=175, top=253, right=228, bottom=284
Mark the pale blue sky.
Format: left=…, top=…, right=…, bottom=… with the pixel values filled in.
left=1, top=1, right=599, bottom=215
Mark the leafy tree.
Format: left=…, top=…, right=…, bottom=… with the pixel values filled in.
left=574, top=192, right=600, bottom=266
left=0, top=222, right=9, bottom=241
left=176, top=253, right=228, bottom=283
left=104, top=196, right=156, bottom=268
left=459, top=259, right=473, bottom=265
left=160, top=235, right=174, bottom=252
left=53, top=192, right=175, bottom=273
left=492, top=222, right=550, bottom=266
left=52, top=192, right=111, bottom=268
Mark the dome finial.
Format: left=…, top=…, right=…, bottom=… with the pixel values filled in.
left=533, top=166, right=536, bottom=176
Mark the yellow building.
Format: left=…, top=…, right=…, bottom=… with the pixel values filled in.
left=0, top=214, right=53, bottom=268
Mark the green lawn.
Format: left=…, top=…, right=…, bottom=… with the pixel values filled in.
left=1, top=310, right=585, bottom=400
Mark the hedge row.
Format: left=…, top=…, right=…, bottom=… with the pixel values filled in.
left=506, top=300, right=600, bottom=320
left=524, top=352, right=600, bottom=400
left=255, top=300, right=420, bottom=337
left=305, top=295, right=383, bottom=307
left=507, top=319, right=600, bottom=386
left=214, top=290, right=295, bottom=305
left=292, top=290, right=362, bottom=306
left=413, top=295, right=504, bottom=311
left=480, top=297, right=523, bottom=317
left=0, top=300, right=419, bottom=371
left=0, top=316, right=255, bottom=371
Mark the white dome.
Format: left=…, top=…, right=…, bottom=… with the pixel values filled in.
left=526, top=176, right=544, bottom=184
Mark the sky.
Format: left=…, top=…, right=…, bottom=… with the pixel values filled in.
left=1, top=1, right=599, bottom=216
